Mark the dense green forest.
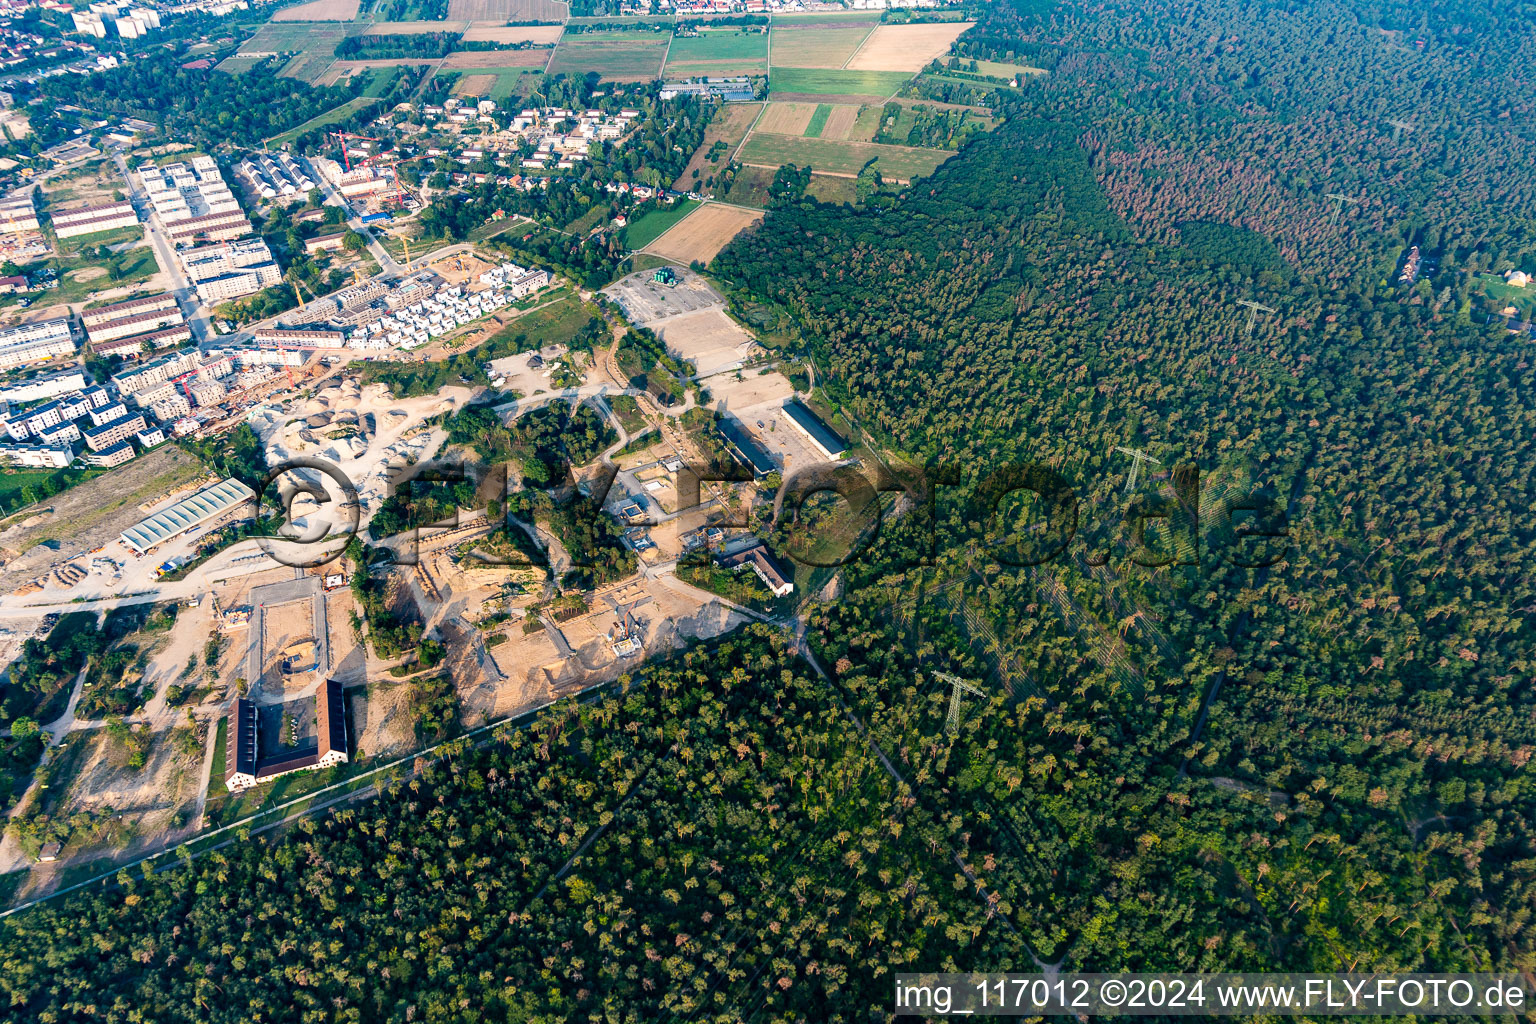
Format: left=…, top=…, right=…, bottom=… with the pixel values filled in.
left=38, top=54, right=368, bottom=148
left=3, top=0, right=1536, bottom=1016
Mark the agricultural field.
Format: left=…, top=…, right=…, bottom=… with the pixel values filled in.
left=279, top=51, right=340, bottom=82
left=215, top=54, right=270, bottom=74
left=845, top=21, right=973, bottom=72
left=360, top=19, right=469, bottom=32
left=768, top=66, right=913, bottom=100
left=460, top=23, right=563, bottom=43
left=546, top=30, right=669, bottom=81
left=756, top=101, right=817, bottom=135
left=442, top=49, right=551, bottom=69
left=642, top=203, right=763, bottom=267
left=272, top=0, right=361, bottom=20
left=453, top=73, right=496, bottom=96
left=661, top=28, right=768, bottom=77
left=621, top=198, right=699, bottom=250
left=767, top=26, right=873, bottom=69
left=447, top=0, right=567, bottom=18
left=238, top=21, right=350, bottom=53
left=672, top=100, right=761, bottom=189
left=804, top=103, right=831, bottom=136
left=819, top=103, right=874, bottom=140
left=738, top=133, right=952, bottom=181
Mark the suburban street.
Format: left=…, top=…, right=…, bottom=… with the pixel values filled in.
left=107, top=144, right=211, bottom=343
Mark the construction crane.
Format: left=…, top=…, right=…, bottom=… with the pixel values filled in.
left=935, top=672, right=985, bottom=732
left=1235, top=298, right=1276, bottom=337
left=331, top=132, right=382, bottom=173
left=167, top=368, right=201, bottom=409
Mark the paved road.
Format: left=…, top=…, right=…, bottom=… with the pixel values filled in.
left=299, top=154, right=403, bottom=278
left=108, top=144, right=211, bottom=343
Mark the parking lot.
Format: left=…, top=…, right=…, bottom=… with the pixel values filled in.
left=602, top=268, right=724, bottom=325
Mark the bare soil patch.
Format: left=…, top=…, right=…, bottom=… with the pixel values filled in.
left=650, top=307, right=757, bottom=377
left=0, top=447, right=211, bottom=590
left=454, top=73, right=496, bottom=96
left=820, top=104, right=860, bottom=139
left=846, top=22, right=973, bottom=72
left=461, top=23, right=563, bottom=44
left=442, top=48, right=551, bottom=69
left=757, top=101, right=817, bottom=135
left=447, top=0, right=568, bottom=20
left=644, top=203, right=763, bottom=268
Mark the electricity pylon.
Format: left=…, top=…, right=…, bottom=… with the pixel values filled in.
left=1236, top=298, right=1276, bottom=337
left=936, top=672, right=985, bottom=732
left=1114, top=445, right=1161, bottom=493
left=1324, top=193, right=1360, bottom=225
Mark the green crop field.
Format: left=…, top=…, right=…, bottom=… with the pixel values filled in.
left=768, top=67, right=913, bottom=98
left=489, top=68, right=543, bottom=101
left=739, top=133, right=951, bottom=180
left=547, top=31, right=669, bottom=81
left=621, top=199, right=700, bottom=250
left=663, top=29, right=768, bottom=76
left=768, top=26, right=874, bottom=69
left=804, top=103, right=832, bottom=137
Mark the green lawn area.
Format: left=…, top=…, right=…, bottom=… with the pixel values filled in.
left=739, top=133, right=951, bottom=180
left=946, top=57, right=1048, bottom=80
left=1475, top=274, right=1536, bottom=316
left=546, top=32, right=670, bottom=81
left=0, top=468, right=55, bottom=502
left=216, top=54, right=271, bottom=75
left=23, top=245, right=159, bottom=306
left=663, top=29, right=768, bottom=76
left=51, top=224, right=143, bottom=253
left=805, top=103, right=832, bottom=137
left=265, top=93, right=383, bottom=146
left=487, top=290, right=591, bottom=350
left=621, top=199, right=700, bottom=250
left=563, top=203, right=610, bottom=235
left=768, top=67, right=913, bottom=98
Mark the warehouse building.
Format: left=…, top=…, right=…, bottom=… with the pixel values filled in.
left=717, top=415, right=776, bottom=477
left=119, top=476, right=256, bottom=555
left=781, top=399, right=848, bottom=461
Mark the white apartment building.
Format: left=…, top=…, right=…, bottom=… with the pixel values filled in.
left=0, top=318, right=75, bottom=369
left=0, top=442, right=75, bottom=468
left=51, top=199, right=139, bottom=239
left=181, top=238, right=282, bottom=303
left=0, top=370, right=87, bottom=405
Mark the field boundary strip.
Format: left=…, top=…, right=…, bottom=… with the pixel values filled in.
left=840, top=19, right=880, bottom=71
